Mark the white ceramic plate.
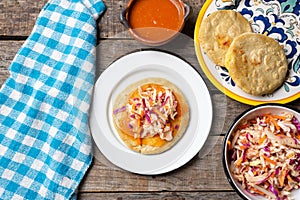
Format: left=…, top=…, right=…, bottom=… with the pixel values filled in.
left=89, top=50, right=213, bottom=175
left=194, top=0, right=300, bottom=105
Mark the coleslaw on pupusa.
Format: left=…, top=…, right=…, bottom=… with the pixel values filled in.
left=228, top=112, right=300, bottom=200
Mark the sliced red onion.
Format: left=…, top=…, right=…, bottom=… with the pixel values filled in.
left=130, top=114, right=135, bottom=118
left=263, top=146, right=270, bottom=152
left=294, top=176, right=300, bottom=182
left=263, top=147, right=270, bottom=157
left=292, top=117, right=300, bottom=132
left=246, top=133, right=251, bottom=141
left=259, top=122, right=267, bottom=127
left=274, top=167, right=281, bottom=176
left=294, top=138, right=298, bottom=145
left=243, top=142, right=250, bottom=147
left=145, top=113, right=151, bottom=124
left=113, top=106, right=126, bottom=115
left=142, top=98, right=146, bottom=108
left=133, top=98, right=139, bottom=101
left=269, top=185, right=279, bottom=198
left=250, top=167, right=255, bottom=173
left=173, top=101, right=178, bottom=106
left=295, top=164, right=300, bottom=171
left=128, top=123, right=133, bottom=129
left=289, top=159, right=296, bottom=165
left=175, top=125, right=179, bottom=130
left=242, top=149, right=247, bottom=162
left=136, top=103, right=141, bottom=107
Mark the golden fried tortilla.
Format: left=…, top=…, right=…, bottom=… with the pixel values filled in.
left=112, top=78, right=189, bottom=154
left=225, top=33, right=288, bottom=96
left=199, top=10, right=253, bottom=67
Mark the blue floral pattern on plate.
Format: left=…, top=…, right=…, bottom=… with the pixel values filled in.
left=196, top=0, right=300, bottom=104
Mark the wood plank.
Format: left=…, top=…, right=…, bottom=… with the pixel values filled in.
left=78, top=191, right=242, bottom=200
left=0, top=41, right=22, bottom=85
left=79, top=135, right=233, bottom=192
left=0, top=0, right=48, bottom=36
left=0, top=0, right=207, bottom=38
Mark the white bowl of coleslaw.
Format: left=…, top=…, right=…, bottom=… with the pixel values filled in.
left=222, top=104, right=300, bottom=200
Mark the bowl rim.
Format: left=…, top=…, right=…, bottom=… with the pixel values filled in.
left=222, top=103, right=300, bottom=200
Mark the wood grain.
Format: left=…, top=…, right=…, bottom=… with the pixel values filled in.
left=79, top=136, right=230, bottom=192
left=0, top=0, right=48, bottom=36
left=0, top=0, right=207, bottom=38
left=78, top=191, right=242, bottom=200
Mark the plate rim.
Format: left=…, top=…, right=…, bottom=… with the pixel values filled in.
left=90, top=49, right=213, bottom=175
left=194, top=0, right=300, bottom=106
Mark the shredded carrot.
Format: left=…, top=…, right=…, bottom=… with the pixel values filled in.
left=264, top=116, right=270, bottom=124
left=238, top=123, right=249, bottom=130
left=227, top=140, right=231, bottom=149
left=262, top=114, right=285, bottom=130
left=270, top=171, right=275, bottom=179
left=287, top=152, right=295, bottom=159
left=289, top=131, right=295, bottom=139
left=253, top=170, right=257, bottom=176
left=250, top=186, right=266, bottom=196
left=272, top=115, right=287, bottom=120
left=137, top=119, right=141, bottom=127
left=241, top=138, right=248, bottom=146
left=287, top=174, right=293, bottom=183
left=239, top=145, right=248, bottom=150
left=234, top=156, right=243, bottom=166
left=271, top=117, right=280, bottom=131
left=263, top=166, right=268, bottom=173
left=279, top=168, right=287, bottom=187
left=258, top=135, right=267, bottom=145
left=262, top=154, right=277, bottom=166
left=149, top=100, right=154, bottom=106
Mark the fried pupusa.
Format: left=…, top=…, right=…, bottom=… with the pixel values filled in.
left=225, top=33, right=288, bottom=96
left=112, top=78, right=189, bottom=154
left=199, top=10, right=253, bottom=67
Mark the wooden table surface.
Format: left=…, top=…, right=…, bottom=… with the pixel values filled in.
left=0, top=0, right=299, bottom=199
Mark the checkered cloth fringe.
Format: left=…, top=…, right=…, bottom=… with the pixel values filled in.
left=0, top=0, right=105, bottom=199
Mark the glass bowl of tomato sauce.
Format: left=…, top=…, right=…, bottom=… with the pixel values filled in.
left=120, top=0, right=191, bottom=46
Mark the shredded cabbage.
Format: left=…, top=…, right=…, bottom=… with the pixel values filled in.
left=127, top=85, right=178, bottom=140
left=228, top=113, right=300, bottom=200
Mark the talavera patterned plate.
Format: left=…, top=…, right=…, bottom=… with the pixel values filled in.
left=194, top=0, right=300, bottom=105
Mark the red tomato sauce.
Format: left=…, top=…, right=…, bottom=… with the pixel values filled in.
left=128, top=0, right=184, bottom=42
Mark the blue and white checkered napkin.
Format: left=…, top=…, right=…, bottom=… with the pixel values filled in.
left=0, top=0, right=105, bottom=199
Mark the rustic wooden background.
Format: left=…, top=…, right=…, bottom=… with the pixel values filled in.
left=0, top=0, right=299, bottom=199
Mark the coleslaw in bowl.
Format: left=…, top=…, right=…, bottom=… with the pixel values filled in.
left=222, top=104, right=300, bottom=200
